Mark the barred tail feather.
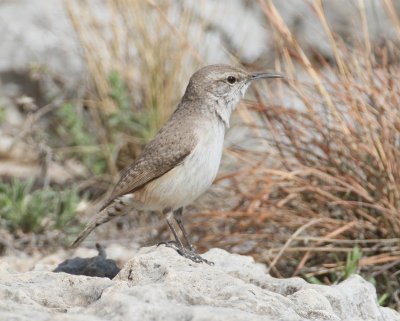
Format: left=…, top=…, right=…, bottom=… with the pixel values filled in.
left=70, top=200, right=125, bottom=248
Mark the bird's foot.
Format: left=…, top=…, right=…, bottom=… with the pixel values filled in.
left=157, top=241, right=214, bottom=265
left=178, top=247, right=214, bottom=265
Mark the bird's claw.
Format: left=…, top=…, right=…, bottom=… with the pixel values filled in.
left=178, top=247, right=214, bottom=265
left=157, top=241, right=214, bottom=265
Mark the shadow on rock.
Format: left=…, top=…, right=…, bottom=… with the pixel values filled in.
left=53, top=243, right=120, bottom=279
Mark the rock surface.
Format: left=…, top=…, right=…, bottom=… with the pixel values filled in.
left=0, top=246, right=399, bottom=321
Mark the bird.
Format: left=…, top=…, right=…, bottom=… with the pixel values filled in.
left=71, top=64, right=282, bottom=264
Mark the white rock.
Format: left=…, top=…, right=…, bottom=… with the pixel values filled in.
left=0, top=246, right=398, bottom=321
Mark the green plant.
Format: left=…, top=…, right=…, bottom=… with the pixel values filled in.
left=0, top=178, right=81, bottom=234
left=56, top=103, right=108, bottom=175
left=305, top=276, right=324, bottom=285
left=0, top=105, right=5, bottom=124
left=107, top=70, right=153, bottom=143
left=378, top=292, right=390, bottom=306
left=108, top=70, right=131, bottom=113
left=344, top=246, right=362, bottom=279
left=57, top=103, right=93, bottom=146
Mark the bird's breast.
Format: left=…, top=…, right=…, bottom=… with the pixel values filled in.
left=137, top=121, right=225, bottom=211
left=186, top=121, right=225, bottom=191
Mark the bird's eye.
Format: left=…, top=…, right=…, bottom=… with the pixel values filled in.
left=227, top=76, right=237, bottom=84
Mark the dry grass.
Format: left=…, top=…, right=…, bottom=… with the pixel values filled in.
left=186, top=0, right=400, bottom=309
left=64, top=0, right=201, bottom=176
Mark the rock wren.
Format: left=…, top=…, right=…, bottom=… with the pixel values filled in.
left=71, top=64, right=282, bottom=263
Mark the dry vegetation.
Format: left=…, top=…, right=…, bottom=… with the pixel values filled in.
left=193, top=0, right=400, bottom=309
left=64, top=0, right=201, bottom=175
left=1, top=0, right=399, bottom=310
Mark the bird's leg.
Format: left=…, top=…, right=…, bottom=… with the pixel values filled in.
left=157, top=215, right=184, bottom=251
left=173, top=208, right=213, bottom=265
left=158, top=210, right=212, bottom=265
left=173, top=207, right=194, bottom=251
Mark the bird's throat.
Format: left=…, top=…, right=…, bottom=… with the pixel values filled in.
left=214, top=99, right=234, bottom=128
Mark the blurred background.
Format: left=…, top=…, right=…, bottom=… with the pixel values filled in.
left=0, top=0, right=399, bottom=309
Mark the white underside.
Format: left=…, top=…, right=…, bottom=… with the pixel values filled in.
left=122, top=120, right=225, bottom=212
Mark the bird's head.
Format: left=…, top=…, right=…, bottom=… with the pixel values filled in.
left=183, top=64, right=282, bottom=127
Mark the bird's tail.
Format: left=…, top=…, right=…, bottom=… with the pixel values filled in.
left=70, top=201, right=123, bottom=248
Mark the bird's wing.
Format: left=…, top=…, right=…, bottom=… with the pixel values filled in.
left=100, top=125, right=197, bottom=210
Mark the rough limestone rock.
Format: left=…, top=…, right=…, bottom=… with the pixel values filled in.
left=0, top=246, right=399, bottom=321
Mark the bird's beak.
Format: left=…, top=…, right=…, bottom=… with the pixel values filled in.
left=249, top=71, right=284, bottom=80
